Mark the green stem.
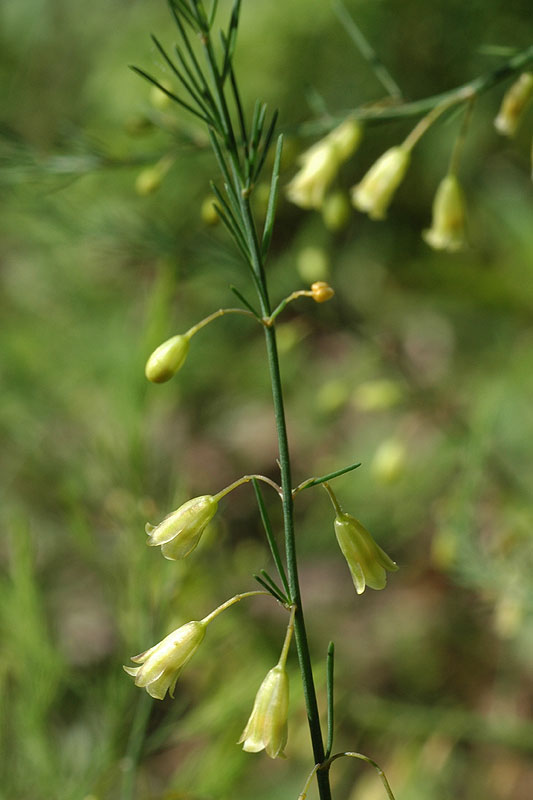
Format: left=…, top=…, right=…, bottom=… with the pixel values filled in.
left=185, top=306, right=256, bottom=338
left=298, top=44, right=533, bottom=136
left=213, top=473, right=282, bottom=501
left=325, top=752, right=396, bottom=800
left=277, top=605, right=297, bottom=668
left=240, top=193, right=332, bottom=800
left=201, top=590, right=269, bottom=626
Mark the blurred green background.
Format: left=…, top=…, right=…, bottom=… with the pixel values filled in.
left=1, top=1, right=532, bottom=799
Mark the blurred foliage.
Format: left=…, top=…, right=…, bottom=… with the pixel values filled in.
left=1, top=1, right=533, bottom=799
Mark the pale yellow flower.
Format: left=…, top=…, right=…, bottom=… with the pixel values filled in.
left=124, top=621, right=206, bottom=699
left=494, top=72, right=533, bottom=137
left=351, top=146, right=410, bottom=220
left=334, top=511, right=398, bottom=594
left=423, top=174, right=467, bottom=252
left=287, top=119, right=362, bottom=210
left=238, top=665, right=289, bottom=758
left=145, top=495, right=218, bottom=560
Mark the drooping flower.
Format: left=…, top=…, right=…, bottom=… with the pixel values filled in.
left=146, top=495, right=218, bottom=560
left=351, top=145, right=410, bottom=220
left=238, top=664, right=290, bottom=758
left=494, top=72, right=533, bottom=137
left=287, top=119, right=362, bottom=210
left=334, top=510, right=398, bottom=594
left=124, top=620, right=206, bottom=699
left=423, top=174, right=467, bottom=252
left=145, top=333, right=191, bottom=383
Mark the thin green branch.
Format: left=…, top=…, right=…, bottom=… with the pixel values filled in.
left=210, top=182, right=252, bottom=260
left=252, top=478, right=290, bottom=597
left=208, top=0, right=219, bottom=28
left=260, top=568, right=290, bottom=604
left=332, top=0, right=403, bottom=100
left=253, top=109, right=279, bottom=184
left=324, top=751, right=396, bottom=800
left=262, top=133, right=283, bottom=258
left=130, top=66, right=211, bottom=125
left=293, top=461, right=362, bottom=494
left=298, top=43, right=533, bottom=136
left=229, top=285, right=260, bottom=318
left=169, top=0, right=199, bottom=31
left=151, top=35, right=215, bottom=123
left=253, top=573, right=287, bottom=604
left=207, top=129, right=241, bottom=210
left=221, top=0, right=242, bottom=82
left=325, top=642, right=335, bottom=759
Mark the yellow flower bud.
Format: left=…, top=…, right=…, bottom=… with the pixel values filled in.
left=351, top=146, right=410, bottom=220
left=124, top=620, right=206, bottom=699
left=135, top=155, right=174, bottom=197
left=287, top=119, right=362, bottom=210
left=494, top=72, right=533, bottom=137
left=423, top=174, right=467, bottom=252
left=145, top=334, right=190, bottom=383
left=201, top=195, right=220, bottom=226
left=334, top=511, right=398, bottom=594
left=135, top=166, right=164, bottom=196
left=238, top=664, right=289, bottom=758
left=145, top=495, right=218, bottom=560
left=310, top=281, right=335, bottom=303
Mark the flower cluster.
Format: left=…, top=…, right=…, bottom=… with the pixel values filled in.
left=286, top=119, right=362, bottom=210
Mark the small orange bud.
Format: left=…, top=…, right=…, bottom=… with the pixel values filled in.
left=310, top=281, right=334, bottom=303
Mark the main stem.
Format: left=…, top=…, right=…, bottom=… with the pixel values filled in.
left=242, top=198, right=332, bottom=800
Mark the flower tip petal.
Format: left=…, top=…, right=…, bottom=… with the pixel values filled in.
left=241, top=739, right=265, bottom=753
left=146, top=683, right=167, bottom=700
left=123, top=665, right=140, bottom=677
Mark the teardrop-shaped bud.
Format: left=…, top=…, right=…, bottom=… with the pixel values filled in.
left=145, top=334, right=190, bottom=383
left=494, top=72, right=533, bottom=137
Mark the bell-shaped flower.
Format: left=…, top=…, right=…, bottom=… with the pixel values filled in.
left=287, top=119, right=362, bottom=210
left=423, top=174, right=467, bottom=252
left=146, top=495, right=218, bottom=560
left=334, top=511, right=398, bottom=595
left=145, top=333, right=191, bottom=383
left=124, top=620, right=206, bottom=699
left=238, top=664, right=289, bottom=758
left=351, top=145, right=410, bottom=220
left=494, top=72, right=533, bottom=137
